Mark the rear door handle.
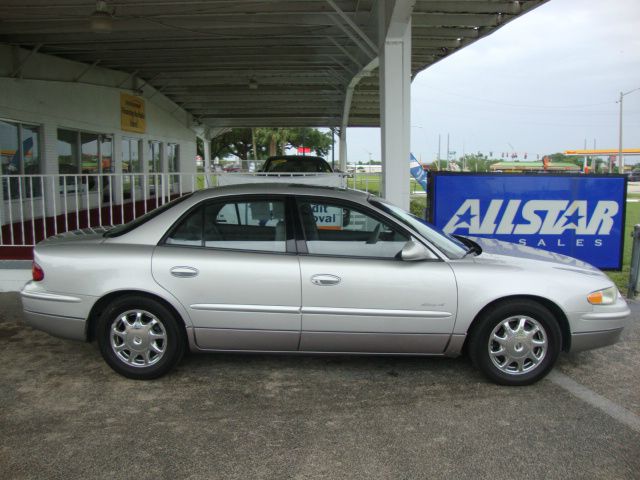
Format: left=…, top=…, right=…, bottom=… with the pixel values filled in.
left=310, top=274, right=341, bottom=286
left=170, top=266, right=199, bottom=278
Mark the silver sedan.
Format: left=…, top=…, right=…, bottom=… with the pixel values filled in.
left=21, top=184, right=630, bottom=385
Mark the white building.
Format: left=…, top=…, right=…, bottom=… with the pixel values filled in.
left=1, top=45, right=198, bottom=258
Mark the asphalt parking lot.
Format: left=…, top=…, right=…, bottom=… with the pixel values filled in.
left=1, top=293, right=639, bottom=480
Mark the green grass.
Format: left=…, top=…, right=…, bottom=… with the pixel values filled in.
left=607, top=200, right=640, bottom=291
left=347, top=174, right=424, bottom=196
left=196, top=174, right=218, bottom=190
left=410, top=195, right=427, bottom=217
left=347, top=174, right=381, bottom=195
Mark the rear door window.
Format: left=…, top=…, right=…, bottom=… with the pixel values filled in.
left=165, top=198, right=287, bottom=253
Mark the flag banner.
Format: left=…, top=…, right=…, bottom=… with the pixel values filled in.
left=409, top=153, right=428, bottom=192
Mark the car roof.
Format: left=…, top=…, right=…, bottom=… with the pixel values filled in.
left=105, top=184, right=384, bottom=246
left=191, top=183, right=372, bottom=202
left=266, top=155, right=326, bottom=162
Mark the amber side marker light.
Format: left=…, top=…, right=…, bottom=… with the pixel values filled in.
left=32, top=262, right=44, bottom=282
left=587, top=291, right=603, bottom=304
left=587, top=286, right=616, bottom=305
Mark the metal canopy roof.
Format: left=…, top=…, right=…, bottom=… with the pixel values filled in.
left=0, top=0, right=547, bottom=128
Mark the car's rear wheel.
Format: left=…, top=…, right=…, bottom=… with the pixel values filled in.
left=97, top=296, right=185, bottom=380
left=468, top=299, right=562, bottom=386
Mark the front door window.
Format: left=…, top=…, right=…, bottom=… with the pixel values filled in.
left=298, top=200, right=408, bottom=258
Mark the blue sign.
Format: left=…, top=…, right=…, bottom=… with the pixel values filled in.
left=428, top=173, right=626, bottom=269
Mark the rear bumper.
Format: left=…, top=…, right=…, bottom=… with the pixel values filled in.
left=21, top=281, right=93, bottom=341
left=23, top=310, right=86, bottom=341
left=570, top=327, right=624, bottom=352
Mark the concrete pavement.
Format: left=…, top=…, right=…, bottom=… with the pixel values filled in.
left=0, top=292, right=639, bottom=479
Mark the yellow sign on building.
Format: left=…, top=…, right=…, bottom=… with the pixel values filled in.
left=120, top=93, right=146, bottom=133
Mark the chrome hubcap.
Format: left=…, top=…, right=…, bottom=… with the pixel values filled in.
left=110, top=309, right=167, bottom=368
left=488, top=315, right=547, bottom=375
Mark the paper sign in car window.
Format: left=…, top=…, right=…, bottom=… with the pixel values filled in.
left=312, top=204, right=343, bottom=230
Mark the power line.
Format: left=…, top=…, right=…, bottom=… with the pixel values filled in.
left=424, top=86, right=616, bottom=110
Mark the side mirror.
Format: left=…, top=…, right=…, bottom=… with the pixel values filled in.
left=400, top=239, right=437, bottom=261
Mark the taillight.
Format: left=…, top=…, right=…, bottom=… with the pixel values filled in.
left=32, top=262, right=44, bottom=282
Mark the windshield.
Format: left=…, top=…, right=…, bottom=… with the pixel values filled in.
left=372, top=200, right=468, bottom=259
left=105, top=193, right=193, bottom=238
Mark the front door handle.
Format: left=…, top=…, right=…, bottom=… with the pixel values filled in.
left=310, top=274, right=341, bottom=286
left=170, top=266, right=199, bottom=278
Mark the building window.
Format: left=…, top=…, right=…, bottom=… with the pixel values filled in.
left=81, top=132, right=99, bottom=175
left=167, top=143, right=179, bottom=172
left=148, top=141, right=161, bottom=174
left=146, top=141, right=162, bottom=197
left=58, top=129, right=113, bottom=175
left=58, top=129, right=112, bottom=193
left=57, top=129, right=79, bottom=174
left=121, top=137, right=142, bottom=198
left=167, top=143, right=179, bottom=193
left=101, top=135, right=113, bottom=173
left=121, top=137, right=141, bottom=173
left=1, top=119, right=41, bottom=199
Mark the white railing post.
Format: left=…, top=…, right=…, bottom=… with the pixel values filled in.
left=0, top=178, right=5, bottom=246
left=29, top=178, right=35, bottom=245
left=18, top=179, right=25, bottom=245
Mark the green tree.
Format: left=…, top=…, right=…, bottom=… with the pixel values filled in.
left=210, top=128, right=254, bottom=160
left=254, top=127, right=333, bottom=157
left=546, top=152, right=584, bottom=168
left=196, top=136, right=204, bottom=158
left=286, top=128, right=333, bottom=157
left=211, top=127, right=333, bottom=160
left=459, top=153, right=497, bottom=172
left=254, top=128, right=291, bottom=157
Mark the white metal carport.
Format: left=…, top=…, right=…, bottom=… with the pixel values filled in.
left=0, top=0, right=548, bottom=209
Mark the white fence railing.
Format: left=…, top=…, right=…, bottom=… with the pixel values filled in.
left=1, top=171, right=379, bottom=248
left=0, top=173, right=215, bottom=247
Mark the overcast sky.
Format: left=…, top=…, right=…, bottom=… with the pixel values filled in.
left=345, top=0, right=640, bottom=164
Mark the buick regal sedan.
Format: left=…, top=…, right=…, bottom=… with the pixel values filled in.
left=21, top=184, right=630, bottom=385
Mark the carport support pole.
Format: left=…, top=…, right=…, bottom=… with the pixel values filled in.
left=202, top=133, right=212, bottom=188
left=627, top=224, right=640, bottom=298
left=379, top=0, right=413, bottom=211
left=339, top=128, right=348, bottom=172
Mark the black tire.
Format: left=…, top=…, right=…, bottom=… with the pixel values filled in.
left=97, top=296, right=186, bottom=380
left=468, top=299, right=562, bottom=386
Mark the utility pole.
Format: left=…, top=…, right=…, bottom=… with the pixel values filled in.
left=446, top=133, right=450, bottom=171
left=462, top=142, right=466, bottom=171
left=437, top=134, right=441, bottom=170
left=618, top=87, right=640, bottom=174
left=619, top=91, right=624, bottom=173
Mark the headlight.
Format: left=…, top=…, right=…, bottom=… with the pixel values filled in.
left=587, top=286, right=618, bottom=305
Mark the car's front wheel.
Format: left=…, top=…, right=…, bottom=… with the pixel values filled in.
left=468, top=299, right=562, bottom=386
left=97, top=296, right=185, bottom=380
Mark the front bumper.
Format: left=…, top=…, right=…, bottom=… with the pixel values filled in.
left=570, top=327, right=625, bottom=352
left=568, top=296, right=631, bottom=352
